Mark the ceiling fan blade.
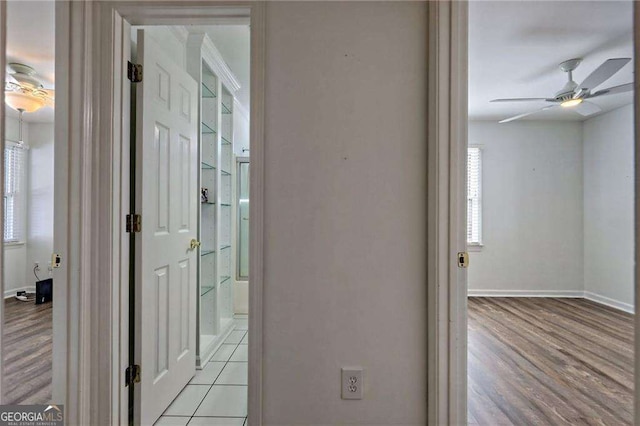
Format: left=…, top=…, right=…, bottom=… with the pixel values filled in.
left=490, top=98, right=550, bottom=103
left=498, top=105, right=556, bottom=124
left=573, top=100, right=601, bottom=116
left=576, top=58, right=631, bottom=92
left=588, top=82, right=634, bottom=98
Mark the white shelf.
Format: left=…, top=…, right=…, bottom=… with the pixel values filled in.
left=188, top=31, right=238, bottom=368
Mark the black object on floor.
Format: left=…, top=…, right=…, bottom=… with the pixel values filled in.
left=35, top=279, right=52, bottom=305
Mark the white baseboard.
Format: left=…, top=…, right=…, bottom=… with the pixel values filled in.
left=4, top=286, right=36, bottom=299
left=467, top=289, right=584, bottom=298
left=468, top=289, right=634, bottom=314
left=583, top=291, right=634, bottom=314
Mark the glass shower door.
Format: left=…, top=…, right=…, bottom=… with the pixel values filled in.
left=237, top=160, right=249, bottom=280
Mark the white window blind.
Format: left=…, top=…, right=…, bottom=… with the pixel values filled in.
left=467, top=147, right=482, bottom=245
left=4, top=143, right=26, bottom=243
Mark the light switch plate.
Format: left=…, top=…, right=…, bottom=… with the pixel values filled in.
left=341, top=367, right=363, bottom=400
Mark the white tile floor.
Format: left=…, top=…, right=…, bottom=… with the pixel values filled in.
left=155, top=318, right=249, bottom=426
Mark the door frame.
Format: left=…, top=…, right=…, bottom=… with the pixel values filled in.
left=53, top=1, right=640, bottom=425
left=56, top=2, right=265, bottom=424
left=434, top=2, right=640, bottom=426
left=0, top=0, right=5, bottom=403
left=1, top=0, right=68, bottom=411
left=235, top=156, right=250, bottom=283
left=427, top=2, right=468, bottom=425
left=634, top=4, right=640, bottom=424
left=58, top=2, right=469, bottom=424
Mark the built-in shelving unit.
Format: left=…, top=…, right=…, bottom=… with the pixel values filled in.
left=187, top=32, right=240, bottom=368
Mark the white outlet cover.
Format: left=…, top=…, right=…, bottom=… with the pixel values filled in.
left=341, top=367, right=363, bottom=400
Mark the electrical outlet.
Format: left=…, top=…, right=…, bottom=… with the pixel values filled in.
left=341, top=367, right=363, bottom=400
left=34, top=262, right=40, bottom=271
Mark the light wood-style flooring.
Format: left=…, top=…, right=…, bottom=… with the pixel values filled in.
left=468, top=297, right=634, bottom=425
left=3, top=297, right=52, bottom=405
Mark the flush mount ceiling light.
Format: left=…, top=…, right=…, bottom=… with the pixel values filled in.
left=4, top=63, right=54, bottom=113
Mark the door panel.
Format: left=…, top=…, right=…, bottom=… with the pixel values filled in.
left=135, top=29, right=198, bottom=426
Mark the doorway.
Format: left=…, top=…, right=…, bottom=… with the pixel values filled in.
left=3, top=0, right=56, bottom=406
left=128, top=22, right=251, bottom=425
left=427, top=1, right=639, bottom=425
left=467, top=1, right=634, bottom=424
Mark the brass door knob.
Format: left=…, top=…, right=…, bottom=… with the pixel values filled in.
left=190, top=239, right=201, bottom=250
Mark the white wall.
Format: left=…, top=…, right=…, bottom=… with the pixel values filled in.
left=4, top=116, right=28, bottom=295
left=262, top=3, right=427, bottom=425
left=583, top=104, right=634, bottom=310
left=25, top=123, right=55, bottom=284
left=4, top=245, right=27, bottom=295
left=3, top=118, right=55, bottom=296
left=233, top=101, right=250, bottom=156
left=133, top=26, right=187, bottom=69
left=468, top=121, right=584, bottom=294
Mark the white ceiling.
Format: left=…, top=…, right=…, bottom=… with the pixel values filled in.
left=7, top=2, right=631, bottom=124
left=6, top=0, right=55, bottom=123
left=469, top=1, right=633, bottom=122
left=191, top=25, right=250, bottom=115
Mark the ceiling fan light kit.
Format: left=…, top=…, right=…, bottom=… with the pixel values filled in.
left=560, top=98, right=583, bottom=108
left=4, top=62, right=54, bottom=114
left=492, top=57, right=633, bottom=123
left=5, top=91, right=47, bottom=113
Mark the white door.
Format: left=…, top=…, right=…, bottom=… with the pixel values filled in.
left=134, top=29, right=198, bottom=426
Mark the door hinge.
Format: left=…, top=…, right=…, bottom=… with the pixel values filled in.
left=125, top=364, right=141, bottom=387
left=126, top=214, right=142, bottom=233
left=127, top=61, right=143, bottom=83
left=457, top=251, right=469, bottom=268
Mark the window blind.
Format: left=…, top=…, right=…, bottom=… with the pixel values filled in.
left=4, top=143, right=26, bottom=243
left=467, top=147, right=482, bottom=245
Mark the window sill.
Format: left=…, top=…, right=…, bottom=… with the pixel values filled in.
left=467, top=244, right=483, bottom=252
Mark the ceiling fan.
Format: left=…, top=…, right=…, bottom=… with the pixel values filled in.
left=492, top=57, right=633, bottom=123
left=5, top=62, right=54, bottom=113
left=4, top=63, right=55, bottom=144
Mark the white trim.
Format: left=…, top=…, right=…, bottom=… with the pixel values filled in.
left=187, top=32, right=242, bottom=94
left=203, top=16, right=251, bottom=25
left=4, top=286, right=36, bottom=299
left=248, top=4, right=266, bottom=425
left=635, top=3, right=640, bottom=422
left=0, top=1, right=5, bottom=401
left=468, top=290, right=584, bottom=298
left=427, top=2, right=468, bottom=425
left=198, top=320, right=236, bottom=367
left=54, top=2, right=100, bottom=422
left=234, top=98, right=250, bottom=121
left=63, top=3, right=264, bottom=425
left=3, top=241, right=25, bottom=248
left=116, top=7, right=252, bottom=26
left=584, top=292, right=635, bottom=314
left=109, top=12, right=132, bottom=425
left=169, top=25, right=189, bottom=45
left=468, top=291, right=634, bottom=314
left=203, top=34, right=241, bottom=93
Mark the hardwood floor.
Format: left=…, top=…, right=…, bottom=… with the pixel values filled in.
left=468, top=297, right=634, bottom=425
left=3, top=297, right=52, bottom=405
